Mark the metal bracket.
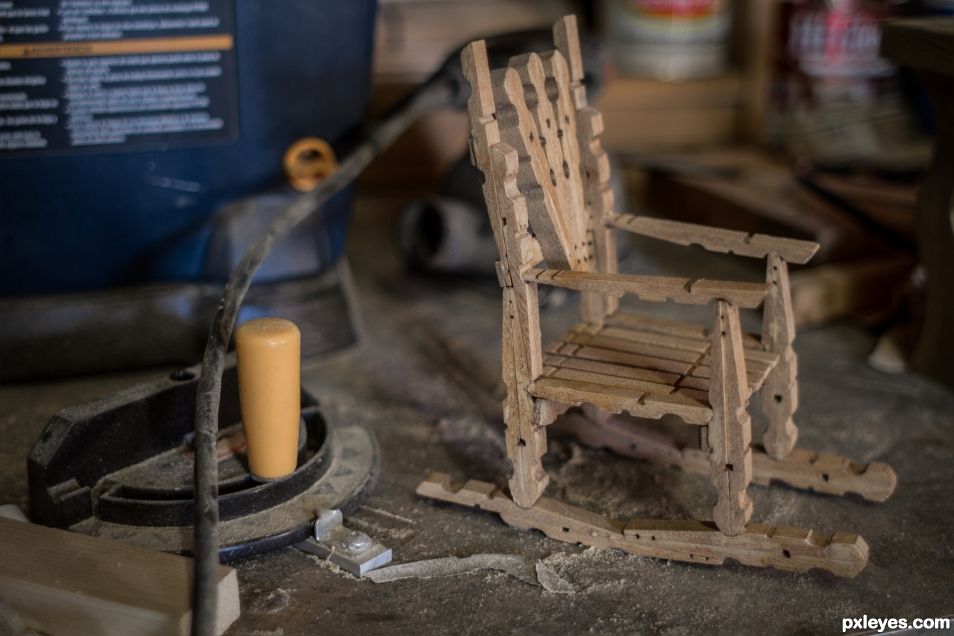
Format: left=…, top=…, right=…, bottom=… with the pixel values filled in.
left=295, top=509, right=392, bottom=577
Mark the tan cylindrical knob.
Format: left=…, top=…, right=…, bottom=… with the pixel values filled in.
left=235, top=317, right=301, bottom=480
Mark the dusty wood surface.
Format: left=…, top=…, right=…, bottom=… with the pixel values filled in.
left=0, top=196, right=952, bottom=634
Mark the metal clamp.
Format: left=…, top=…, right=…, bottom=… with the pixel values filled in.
left=295, top=509, right=392, bottom=577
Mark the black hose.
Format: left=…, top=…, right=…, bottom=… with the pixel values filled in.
left=190, top=26, right=600, bottom=632
left=190, top=75, right=456, bottom=635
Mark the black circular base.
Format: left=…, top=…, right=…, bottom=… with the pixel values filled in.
left=28, top=362, right=379, bottom=560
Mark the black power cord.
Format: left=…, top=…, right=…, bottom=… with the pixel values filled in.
left=190, top=74, right=459, bottom=635
left=189, top=27, right=599, bottom=634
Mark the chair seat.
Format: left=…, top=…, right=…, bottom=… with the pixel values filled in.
left=530, top=311, right=779, bottom=425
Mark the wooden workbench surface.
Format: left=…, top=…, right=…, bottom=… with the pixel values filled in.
left=1, top=195, right=952, bottom=635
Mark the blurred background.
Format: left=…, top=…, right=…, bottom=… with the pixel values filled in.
left=0, top=0, right=950, bottom=385
left=370, top=0, right=947, bottom=386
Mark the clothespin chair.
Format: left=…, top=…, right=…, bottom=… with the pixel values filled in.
left=418, top=16, right=896, bottom=577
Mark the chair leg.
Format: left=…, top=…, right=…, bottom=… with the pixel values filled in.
left=761, top=254, right=799, bottom=459
left=709, top=301, right=754, bottom=536
left=761, top=350, right=799, bottom=459
left=503, top=391, right=549, bottom=508
left=501, top=286, right=549, bottom=508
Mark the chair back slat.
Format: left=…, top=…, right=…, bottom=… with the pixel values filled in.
left=489, top=52, right=587, bottom=270
left=464, top=15, right=617, bottom=283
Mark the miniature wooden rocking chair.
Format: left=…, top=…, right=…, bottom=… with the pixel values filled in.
left=417, top=16, right=896, bottom=577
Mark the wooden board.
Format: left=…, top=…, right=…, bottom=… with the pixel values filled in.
left=880, top=18, right=954, bottom=78
left=546, top=318, right=777, bottom=395
left=789, top=254, right=915, bottom=327
left=598, top=103, right=738, bottom=152
left=608, top=214, right=819, bottom=265
left=594, top=73, right=739, bottom=150
left=524, top=268, right=769, bottom=309
left=596, top=74, right=741, bottom=113
left=634, top=149, right=895, bottom=264
left=529, top=374, right=712, bottom=425
left=373, top=0, right=574, bottom=82
left=0, top=519, right=239, bottom=636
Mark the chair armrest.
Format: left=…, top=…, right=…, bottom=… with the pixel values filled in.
left=523, top=268, right=768, bottom=309
left=608, top=214, right=820, bottom=265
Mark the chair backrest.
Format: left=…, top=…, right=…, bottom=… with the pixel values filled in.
left=463, top=16, right=617, bottom=277
left=488, top=50, right=589, bottom=270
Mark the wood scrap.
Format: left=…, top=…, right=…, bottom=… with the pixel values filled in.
left=366, top=554, right=576, bottom=593
left=0, top=519, right=240, bottom=636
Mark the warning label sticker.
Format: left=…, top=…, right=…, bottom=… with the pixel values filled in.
left=0, top=0, right=237, bottom=155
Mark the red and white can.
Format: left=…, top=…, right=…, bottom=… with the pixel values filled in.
left=602, top=0, right=733, bottom=80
